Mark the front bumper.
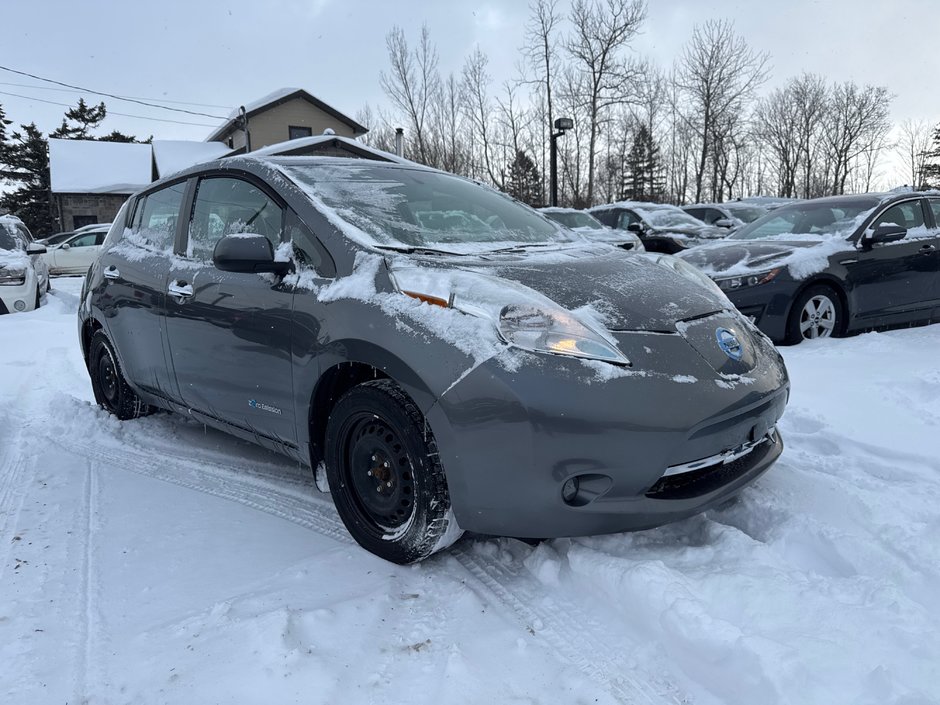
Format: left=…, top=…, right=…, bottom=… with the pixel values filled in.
left=722, top=281, right=800, bottom=343
left=0, top=273, right=38, bottom=314
left=427, top=330, right=789, bottom=538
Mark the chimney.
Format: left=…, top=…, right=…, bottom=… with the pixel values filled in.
left=395, top=127, right=404, bottom=157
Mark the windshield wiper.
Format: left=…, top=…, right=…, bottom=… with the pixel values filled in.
left=374, top=244, right=464, bottom=256
left=483, top=242, right=568, bottom=254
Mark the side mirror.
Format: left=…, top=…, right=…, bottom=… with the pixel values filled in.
left=714, top=218, right=736, bottom=229
left=26, top=242, right=47, bottom=255
left=863, top=224, right=907, bottom=248
left=213, top=234, right=291, bottom=274
left=626, top=222, right=644, bottom=234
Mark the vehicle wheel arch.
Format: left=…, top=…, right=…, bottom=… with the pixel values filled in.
left=783, top=276, right=849, bottom=342
left=306, top=348, right=437, bottom=469
left=80, top=317, right=105, bottom=366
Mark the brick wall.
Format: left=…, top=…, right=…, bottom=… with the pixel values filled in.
left=54, top=193, right=130, bottom=231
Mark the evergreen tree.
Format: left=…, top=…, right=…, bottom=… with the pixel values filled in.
left=621, top=124, right=664, bottom=202
left=49, top=98, right=107, bottom=140
left=0, top=123, right=54, bottom=234
left=506, top=150, right=544, bottom=207
left=921, top=123, right=940, bottom=188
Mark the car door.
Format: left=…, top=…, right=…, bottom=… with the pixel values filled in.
left=95, top=181, right=187, bottom=401
left=51, top=230, right=103, bottom=274
left=921, top=198, right=940, bottom=310
left=846, top=198, right=938, bottom=324
left=163, top=174, right=298, bottom=446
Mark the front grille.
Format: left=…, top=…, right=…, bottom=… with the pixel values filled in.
left=645, top=433, right=777, bottom=500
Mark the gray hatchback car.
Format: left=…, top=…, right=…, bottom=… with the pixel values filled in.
left=79, top=156, right=789, bottom=563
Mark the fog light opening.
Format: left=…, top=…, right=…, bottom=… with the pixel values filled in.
left=561, top=477, right=580, bottom=504
left=13, top=299, right=26, bottom=312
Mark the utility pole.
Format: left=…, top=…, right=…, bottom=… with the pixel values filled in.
left=550, top=117, right=572, bottom=206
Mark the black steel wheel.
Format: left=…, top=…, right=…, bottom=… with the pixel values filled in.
left=89, top=332, right=152, bottom=420
left=325, top=379, right=461, bottom=563
left=785, top=284, right=844, bottom=344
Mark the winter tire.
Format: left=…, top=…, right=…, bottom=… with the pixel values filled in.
left=786, top=284, right=844, bottom=344
left=325, top=379, right=462, bottom=564
left=33, top=285, right=40, bottom=310
left=89, top=332, right=152, bottom=420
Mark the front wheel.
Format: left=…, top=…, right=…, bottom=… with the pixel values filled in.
left=88, top=332, right=152, bottom=420
left=785, top=285, right=844, bottom=344
left=324, top=380, right=462, bottom=564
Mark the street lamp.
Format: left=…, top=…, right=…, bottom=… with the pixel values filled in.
left=550, top=117, right=573, bottom=207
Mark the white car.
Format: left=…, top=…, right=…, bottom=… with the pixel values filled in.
left=42, top=225, right=109, bottom=276
left=540, top=206, right=645, bottom=252
left=0, top=215, right=50, bottom=314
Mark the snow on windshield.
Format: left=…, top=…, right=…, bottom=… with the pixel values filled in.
left=730, top=199, right=879, bottom=241
left=280, top=162, right=572, bottom=253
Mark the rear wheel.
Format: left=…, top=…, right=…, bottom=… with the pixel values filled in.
left=89, top=332, right=152, bottom=420
left=786, top=285, right=844, bottom=343
left=324, top=379, right=461, bottom=563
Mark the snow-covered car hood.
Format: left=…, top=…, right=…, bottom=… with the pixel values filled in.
left=677, top=238, right=853, bottom=280
left=574, top=227, right=643, bottom=248
left=650, top=224, right=726, bottom=240
left=0, top=249, right=30, bottom=270
left=449, top=247, right=729, bottom=332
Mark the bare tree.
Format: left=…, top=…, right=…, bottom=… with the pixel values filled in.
left=821, top=82, right=892, bottom=194
left=789, top=74, right=828, bottom=198
left=379, top=25, right=441, bottom=166
left=522, top=0, right=563, bottom=191
left=754, top=83, right=802, bottom=197
left=893, top=119, right=933, bottom=188
left=674, top=19, right=769, bottom=202
left=565, top=0, right=647, bottom=205
left=462, top=47, right=502, bottom=185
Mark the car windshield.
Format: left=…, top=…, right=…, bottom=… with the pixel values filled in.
left=640, top=206, right=704, bottom=229
left=723, top=205, right=766, bottom=223
left=729, top=198, right=881, bottom=240
left=543, top=210, right=604, bottom=230
left=0, top=224, right=24, bottom=251
left=281, top=162, right=573, bottom=252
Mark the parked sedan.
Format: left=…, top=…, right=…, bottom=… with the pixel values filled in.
left=540, top=206, right=644, bottom=251
left=79, top=155, right=788, bottom=563
left=678, top=193, right=940, bottom=344
left=589, top=201, right=726, bottom=253
left=43, top=225, right=109, bottom=276
left=0, top=215, right=49, bottom=314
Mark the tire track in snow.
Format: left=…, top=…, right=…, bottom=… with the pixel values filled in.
left=452, top=546, right=688, bottom=705
left=50, top=431, right=687, bottom=705
left=73, top=458, right=98, bottom=704
left=0, top=453, right=30, bottom=586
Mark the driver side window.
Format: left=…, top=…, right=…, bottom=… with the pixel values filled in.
left=875, top=201, right=925, bottom=233
left=188, top=177, right=284, bottom=262
left=616, top=211, right=639, bottom=230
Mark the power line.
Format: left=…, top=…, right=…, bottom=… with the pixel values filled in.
left=0, top=80, right=234, bottom=111
left=0, top=64, right=229, bottom=120
left=0, top=90, right=219, bottom=128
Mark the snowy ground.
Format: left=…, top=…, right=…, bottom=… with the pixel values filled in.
left=1, top=277, right=938, bottom=705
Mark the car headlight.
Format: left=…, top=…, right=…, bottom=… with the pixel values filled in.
left=498, top=304, right=630, bottom=366
left=389, top=264, right=631, bottom=366
left=0, top=268, right=27, bottom=286
left=715, top=268, right=781, bottom=291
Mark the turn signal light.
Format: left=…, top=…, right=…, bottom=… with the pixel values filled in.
left=402, top=290, right=449, bottom=308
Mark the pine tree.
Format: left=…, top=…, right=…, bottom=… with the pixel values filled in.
left=921, top=123, right=940, bottom=188
left=621, top=124, right=664, bottom=202
left=506, top=150, right=544, bottom=207
left=49, top=98, right=107, bottom=140
left=0, top=123, right=54, bottom=234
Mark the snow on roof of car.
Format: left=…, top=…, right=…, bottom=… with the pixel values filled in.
left=589, top=201, right=682, bottom=212
left=250, top=134, right=411, bottom=164
left=152, top=140, right=232, bottom=179
left=49, top=139, right=152, bottom=194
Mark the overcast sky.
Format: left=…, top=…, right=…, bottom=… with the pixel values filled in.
left=2, top=0, right=936, bottom=181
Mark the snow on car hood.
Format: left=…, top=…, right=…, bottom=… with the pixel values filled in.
left=677, top=237, right=854, bottom=280
left=0, top=248, right=30, bottom=271
left=443, top=246, right=729, bottom=332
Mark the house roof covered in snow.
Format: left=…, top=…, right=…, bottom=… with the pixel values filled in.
left=205, top=88, right=368, bottom=142
left=151, top=140, right=232, bottom=179
left=49, top=139, right=153, bottom=194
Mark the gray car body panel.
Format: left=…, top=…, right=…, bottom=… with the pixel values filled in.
left=80, top=156, right=789, bottom=539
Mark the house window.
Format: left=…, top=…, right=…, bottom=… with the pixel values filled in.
left=288, top=125, right=313, bottom=140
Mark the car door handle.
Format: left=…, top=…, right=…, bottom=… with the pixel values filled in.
left=919, top=244, right=936, bottom=252
left=103, top=265, right=121, bottom=280
left=168, top=280, right=194, bottom=299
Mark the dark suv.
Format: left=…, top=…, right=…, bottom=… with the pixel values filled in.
left=79, top=155, right=789, bottom=563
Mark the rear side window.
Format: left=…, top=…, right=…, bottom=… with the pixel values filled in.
left=132, top=182, right=187, bottom=251
left=188, top=177, right=283, bottom=261
left=927, top=199, right=940, bottom=226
